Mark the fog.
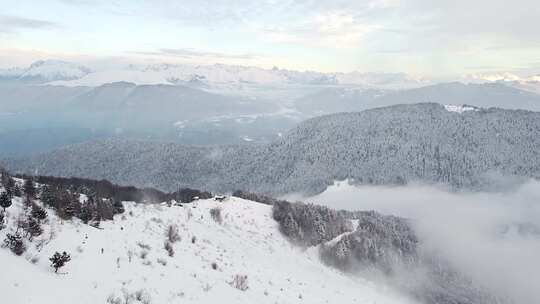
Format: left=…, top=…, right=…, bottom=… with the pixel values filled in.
left=300, top=180, right=540, bottom=303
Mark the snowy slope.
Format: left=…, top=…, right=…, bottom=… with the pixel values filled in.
left=0, top=193, right=413, bottom=304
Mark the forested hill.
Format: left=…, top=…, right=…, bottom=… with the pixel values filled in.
left=4, top=103, right=540, bottom=195
left=239, top=103, right=540, bottom=194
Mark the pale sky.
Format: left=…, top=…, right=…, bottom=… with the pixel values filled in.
left=1, top=0, right=539, bottom=77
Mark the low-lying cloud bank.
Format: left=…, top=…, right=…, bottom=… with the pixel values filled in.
left=295, top=180, right=540, bottom=304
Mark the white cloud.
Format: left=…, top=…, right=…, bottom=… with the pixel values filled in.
left=0, top=15, right=59, bottom=33
left=135, top=48, right=260, bottom=60
left=303, top=180, right=540, bottom=304
left=1, top=0, right=539, bottom=76
left=262, top=11, right=379, bottom=48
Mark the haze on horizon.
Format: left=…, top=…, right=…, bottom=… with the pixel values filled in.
left=1, top=0, right=539, bottom=79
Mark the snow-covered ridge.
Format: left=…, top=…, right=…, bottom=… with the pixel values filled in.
left=0, top=187, right=411, bottom=304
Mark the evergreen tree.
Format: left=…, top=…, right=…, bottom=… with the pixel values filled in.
left=24, top=178, right=36, bottom=199
left=112, top=199, right=125, bottom=215
left=12, top=184, right=22, bottom=197
left=71, top=199, right=82, bottom=219
left=49, top=251, right=71, bottom=273
left=96, top=198, right=114, bottom=220
left=24, top=216, right=42, bottom=240
left=57, top=198, right=76, bottom=220
left=0, top=171, right=9, bottom=187
left=23, top=196, right=32, bottom=210
left=31, top=203, right=47, bottom=221
left=40, top=185, right=56, bottom=207
left=0, top=191, right=11, bottom=211
left=4, top=233, right=25, bottom=256
left=5, top=176, right=15, bottom=198
left=78, top=202, right=93, bottom=224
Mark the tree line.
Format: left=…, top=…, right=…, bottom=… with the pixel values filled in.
left=16, top=174, right=212, bottom=205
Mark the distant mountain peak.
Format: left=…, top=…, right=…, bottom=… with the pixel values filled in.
left=1, top=59, right=427, bottom=90
left=0, top=60, right=92, bottom=83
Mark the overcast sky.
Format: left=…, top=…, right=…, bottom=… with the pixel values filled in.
left=1, top=0, right=539, bottom=77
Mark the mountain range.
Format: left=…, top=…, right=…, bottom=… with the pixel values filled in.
left=2, top=61, right=540, bottom=158
left=3, top=60, right=540, bottom=95
left=0, top=60, right=428, bottom=90
left=0, top=60, right=92, bottom=84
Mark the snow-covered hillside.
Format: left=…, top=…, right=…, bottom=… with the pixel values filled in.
left=0, top=189, right=412, bottom=303
left=9, top=103, right=540, bottom=195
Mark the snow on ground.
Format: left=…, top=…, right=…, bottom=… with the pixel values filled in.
left=1, top=195, right=413, bottom=304
left=443, top=104, right=478, bottom=113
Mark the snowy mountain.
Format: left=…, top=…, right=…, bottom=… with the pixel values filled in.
left=1, top=170, right=511, bottom=304
left=5, top=103, right=540, bottom=195
left=466, top=72, right=540, bottom=95
left=0, top=81, right=295, bottom=157
left=0, top=60, right=92, bottom=83
left=295, top=82, right=540, bottom=115
left=510, top=80, right=540, bottom=95
left=2, top=67, right=540, bottom=158
left=0, top=175, right=416, bottom=304
left=0, top=60, right=427, bottom=90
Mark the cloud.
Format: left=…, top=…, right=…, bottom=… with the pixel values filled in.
left=125, top=0, right=539, bottom=53
left=77, top=1, right=394, bottom=49
left=301, top=180, right=540, bottom=304
left=261, top=11, right=380, bottom=48
left=142, top=1, right=389, bottom=26
left=59, top=0, right=97, bottom=5
left=158, top=48, right=258, bottom=60
left=134, top=48, right=260, bottom=60
left=0, top=15, right=59, bottom=33
left=398, top=0, right=540, bottom=47
left=2, top=0, right=538, bottom=76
